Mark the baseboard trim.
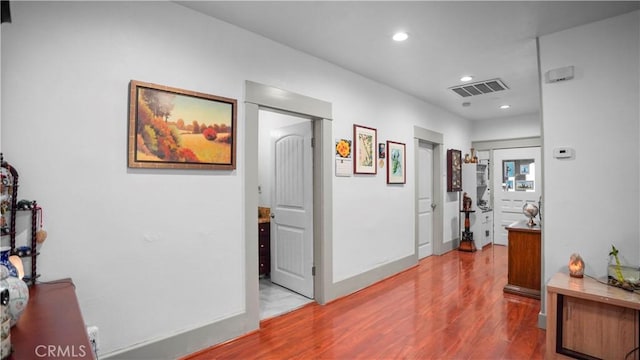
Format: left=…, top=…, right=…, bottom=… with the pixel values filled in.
left=102, top=312, right=255, bottom=360
left=104, top=255, right=418, bottom=359
left=326, top=254, right=416, bottom=302
left=438, top=239, right=457, bottom=255
left=538, top=312, right=546, bottom=329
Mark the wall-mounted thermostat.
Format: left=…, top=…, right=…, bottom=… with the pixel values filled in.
left=553, top=147, right=575, bottom=159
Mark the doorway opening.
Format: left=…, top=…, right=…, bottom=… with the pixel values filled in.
left=257, top=109, right=315, bottom=319
left=244, top=80, right=333, bottom=328
left=492, top=146, right=541, bottom=246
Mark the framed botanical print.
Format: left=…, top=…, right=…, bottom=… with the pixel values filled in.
left=386, top=141, right=406, bottom=184
left=353, top=124, right=377, bottom=174
left=447, top=149, right=462, bottom=192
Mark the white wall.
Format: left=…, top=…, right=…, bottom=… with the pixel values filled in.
left=539, top=10, right=639, bottom=300
left=1, top=2, right=472, bottom=356
left=471, top=113, right=541, bottom=141
left=328, top=74, right=472, bottom=282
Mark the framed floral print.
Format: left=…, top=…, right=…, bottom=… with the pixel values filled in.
left=353, top=124, right=377, bottom=174
left=386, top=141, right=406, bottom=184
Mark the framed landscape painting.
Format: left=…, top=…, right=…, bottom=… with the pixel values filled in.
left=353, top=124, right=377, bottom=174
left=386, top=141, right=406, bottom=184
left=128, top=80, right=237, bottom=170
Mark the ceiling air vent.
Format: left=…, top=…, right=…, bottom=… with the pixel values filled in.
left=449, top=78, right=509, bottom=97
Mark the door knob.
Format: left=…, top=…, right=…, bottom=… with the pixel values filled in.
left=270, top=213, right=275, bottom=219
left=431, top=203, right=437, bottom=210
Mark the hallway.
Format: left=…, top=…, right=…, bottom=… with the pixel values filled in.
left=185, top=245, right=545, bottom=359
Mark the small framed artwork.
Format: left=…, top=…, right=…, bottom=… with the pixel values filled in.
left=353, top=124, right=377, bottom=174
left=335, top=138, right=352, bottom=177
left=505, top=180, right=514, bottom=190
left=447, top=149, right=462, bottom=192
left=378, top=143, right=386, bottom=159
left=504, top=161, right=515, bottom=178
left=335, top=139, right=352, bottom=159
left=386, top=141, right=406, bottom=184
left=520, top=164, right=529, bottom=174
left=516, top=180, right=534, bottom=191
left=128, top=80, right=237, bottom=170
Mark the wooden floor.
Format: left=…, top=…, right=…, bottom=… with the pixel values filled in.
left=185, top=245, right=545, bottom=359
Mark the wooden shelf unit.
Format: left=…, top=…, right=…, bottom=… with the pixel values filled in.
left=1, top=155, right=40, bottom=285
left=258, top=221, right=270, bottom=277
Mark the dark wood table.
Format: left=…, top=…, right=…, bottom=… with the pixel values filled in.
left=9, top=278, right=94, bottom=359
left=503, top=220, right=541, bottom=299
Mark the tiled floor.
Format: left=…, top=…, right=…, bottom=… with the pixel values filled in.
left=259, top=278, right=313, bottom=320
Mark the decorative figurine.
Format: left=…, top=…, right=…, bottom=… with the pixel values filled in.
left=16, top=200, right=34, bottom=210
left=463, top=192, right=472, bottom=211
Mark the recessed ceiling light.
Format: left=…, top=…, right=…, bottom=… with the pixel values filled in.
left=460, top=76, right=473, bottom=82
left=392, top=32, right=408, bottom=42
left=500, top=105, right=511, bottom=109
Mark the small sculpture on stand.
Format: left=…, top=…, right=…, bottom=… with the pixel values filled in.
left=463, top=192, right=472, bottom=211
left=522, top=203, right=539, bottom=227
left=459, top=193, right=476, bottom=252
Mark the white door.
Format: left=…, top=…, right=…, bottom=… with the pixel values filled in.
left=493, top=147, right=541, bottom=246
left=417, top=141, right=434, bottom=258
left=270, top=121, right=314, bottom=299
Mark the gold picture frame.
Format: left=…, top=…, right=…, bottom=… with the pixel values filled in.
left=128, top=80, right=237, bottom=170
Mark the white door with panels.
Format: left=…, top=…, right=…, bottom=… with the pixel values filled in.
left=492, top=147, right=541, bottom=246
left=270, top=121, right=314, bottom=299
left=417, top=141, right=434, bottom=258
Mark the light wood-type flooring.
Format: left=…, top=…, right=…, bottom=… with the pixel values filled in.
left=184, top=244, right=545, bottom=359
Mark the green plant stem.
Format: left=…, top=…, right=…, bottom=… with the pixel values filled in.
left=610, top=245, right=625, bottom=282
left=614, top=256, right=625, bottom=282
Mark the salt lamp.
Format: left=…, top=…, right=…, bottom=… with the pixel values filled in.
left=569, top=253, right=584, bottom=278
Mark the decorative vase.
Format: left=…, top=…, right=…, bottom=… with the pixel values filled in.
left=3, top=275, right=27, bottom=327
left=0, top=266, right=9, bottom=359
left=0, top=248, right=16, bottom=278
left=607, top=262, right=640, bottom=291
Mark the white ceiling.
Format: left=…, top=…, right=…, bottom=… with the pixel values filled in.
left=177, top=1, right=640, bottom=121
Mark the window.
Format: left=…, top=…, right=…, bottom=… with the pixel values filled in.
left=502, top=159, right=535, bottom=192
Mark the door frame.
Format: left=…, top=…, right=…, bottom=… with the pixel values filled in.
left=413, top=126, right=445, bottom=255
left=472, top=137, right=542, bottom=241
left=245, top=81, right=333, bottom=330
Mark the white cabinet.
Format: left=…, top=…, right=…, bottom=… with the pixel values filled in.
left=479, top=211, right=493, bottom=248
left=462, top=163, right=494, bottom=248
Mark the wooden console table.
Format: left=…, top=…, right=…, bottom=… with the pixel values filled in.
left=503, top=220, right=541, bottom=299
left=9, top=279, right=94, bottom=359
left=546, top=272, right=640, bottom=359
